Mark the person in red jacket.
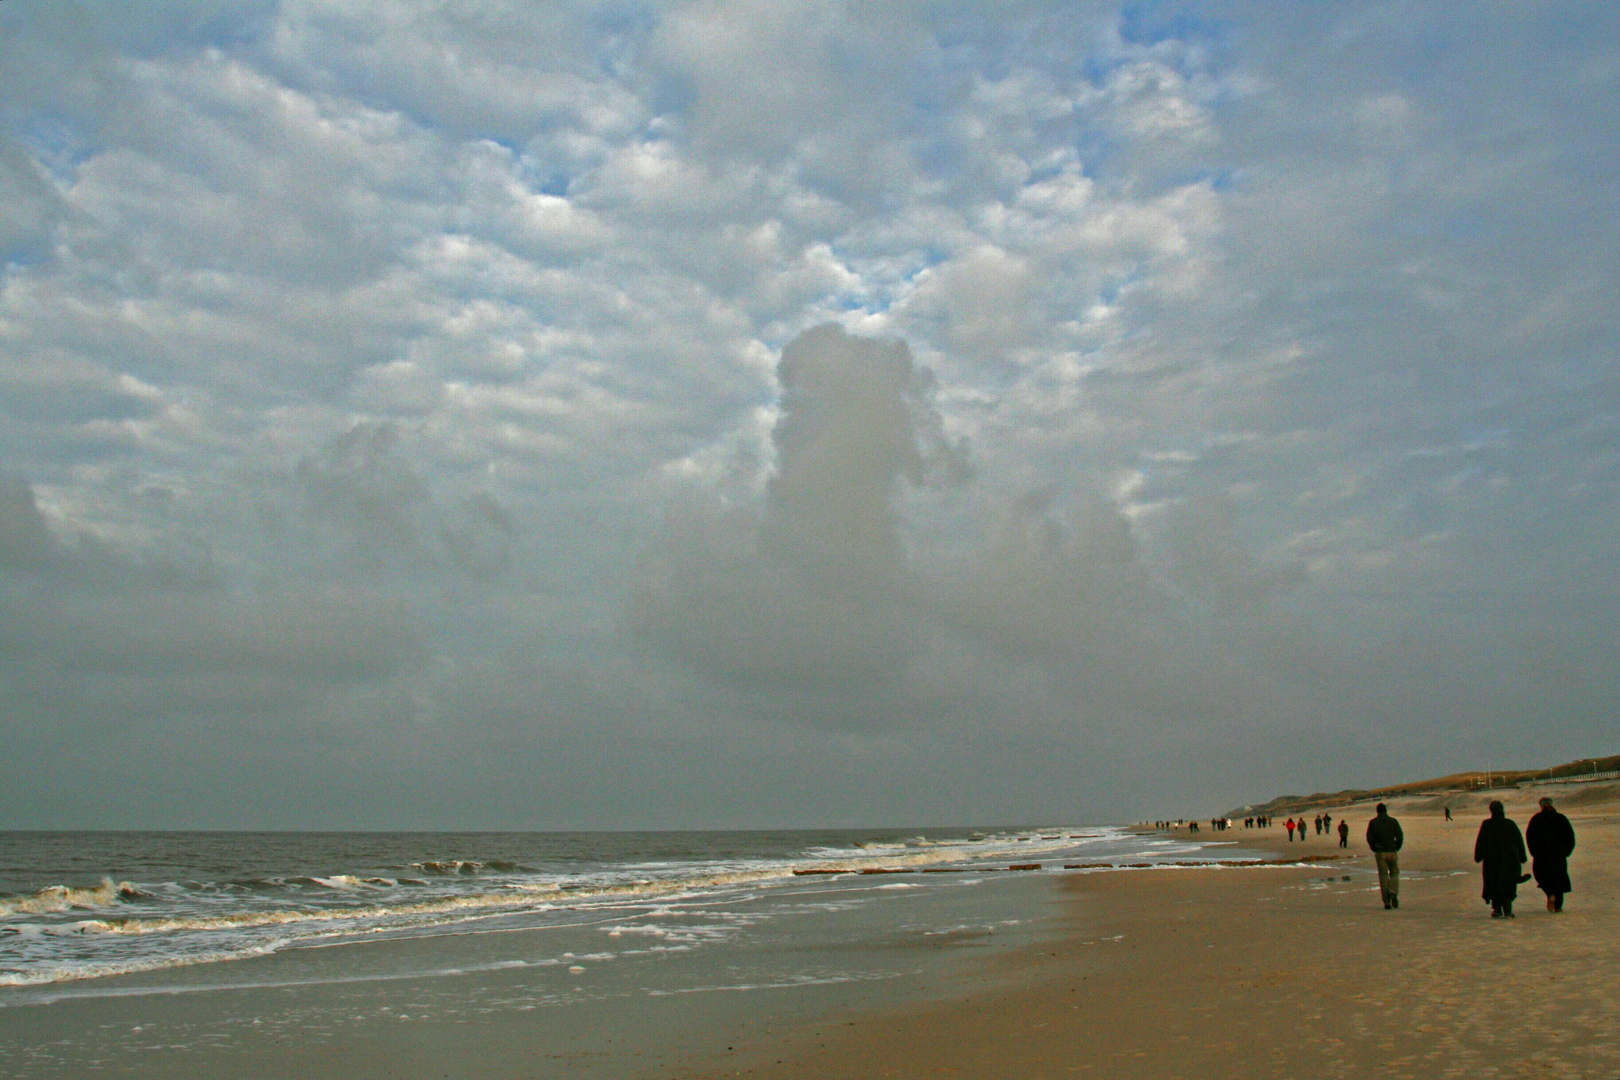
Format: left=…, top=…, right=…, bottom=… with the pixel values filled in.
left=1285, top=818, right=1296, bottom=841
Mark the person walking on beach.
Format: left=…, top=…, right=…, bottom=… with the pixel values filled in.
left=1323, top=812, right=1333, bottom=836
left=1365, top=803, right=1404, bottom=909
left=1525, top=797, right=1575, bottom=913
left=1285, top=818, right=1296, bottom=841
left=1475, top=800, right=1528, bottom=918
left=1444, top=806, right=1452, bottom=821
left=1337, top=818, right=1349, bottom=848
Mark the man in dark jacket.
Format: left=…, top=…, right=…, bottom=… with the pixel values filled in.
left=1525, top=797, right=1576, bottom=913
left=1365, top=803, right=1404, bottom=909
left=1474, top=800, right=1528, bottom=918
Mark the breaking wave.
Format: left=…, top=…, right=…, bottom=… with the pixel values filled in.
left=0, top=827, right=1206, bottom=991
left=0, top=878, right=141, bottom=917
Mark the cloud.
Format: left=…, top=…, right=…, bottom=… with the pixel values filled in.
left=0, top=468, right=419, bottom=779
left=628, top=325, right=1292, bottom=737
left=0, top=471, right=60, bottom=571
left=630, top=325, right=960, bottom=718
left=0, top=2, right=1615, bottom=825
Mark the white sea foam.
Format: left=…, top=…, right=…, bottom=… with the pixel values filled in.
left=645, top=972, right=895, bottom=996
left=310, top=876, right=369, bottom=890
left=0, top=941, right=287, bottom=987
left=0, top=826, right=1243, bottom=992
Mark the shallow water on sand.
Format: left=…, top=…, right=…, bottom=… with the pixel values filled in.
left=0, top=827, right=1242, bottom=1077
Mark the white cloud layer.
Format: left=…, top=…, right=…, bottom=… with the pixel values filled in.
left=0, top=1, right=1615, bottom=827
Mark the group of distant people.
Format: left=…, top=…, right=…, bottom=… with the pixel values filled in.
left=1363, top=797, right=1576, bottom=916
left=1230, top=812, right=1351, bottom=847
left=1163, top=795, right=1578, bottom=917
left=1149, top=819, right=1234, bottom=831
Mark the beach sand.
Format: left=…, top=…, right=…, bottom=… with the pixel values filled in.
left=687, top=782, right=1620, bottom=1080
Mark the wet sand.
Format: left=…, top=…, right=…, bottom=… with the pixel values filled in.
left=690, top=782, right=1620, bottom=1080
left=0, top=860, right=1061, bottom=1080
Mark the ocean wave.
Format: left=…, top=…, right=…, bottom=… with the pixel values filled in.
left=0, top=941, right=285, bottom=988
left=0, top=829, right=1141, bottom=990
left=6, top=866, right=797, bottom=945
left=413, top=861, right=484, bottom=876
left=0, top=878, right=140, bottom=917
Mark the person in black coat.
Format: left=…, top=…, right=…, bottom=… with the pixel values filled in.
left=1525, top=796, right=1576, bottom=913
left=1365, top=803, right=1404, bottom=909
left=1474, top=800, right=1528, bottom=918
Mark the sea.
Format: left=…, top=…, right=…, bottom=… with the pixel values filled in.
left=0, top=827, right=1244, bottom=1078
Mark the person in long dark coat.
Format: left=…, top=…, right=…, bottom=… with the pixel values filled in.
left=1474, top=800, right=1528, bottom=918
left=1525, top=796, right=1576, bottom=912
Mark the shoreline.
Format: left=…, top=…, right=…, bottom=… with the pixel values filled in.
left=0, top=837, right=1076, bottom=1079
left=2, top=788, right=1611, bottom=1079
left=688, top=781, right=1620, bottom=1079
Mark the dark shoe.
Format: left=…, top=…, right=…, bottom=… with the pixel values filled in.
left=1383, top=900, right=1391, bottom=910
left=1491, top=906, right=1502, bottom=918
left=1390, top=895, right=1398, bottom=909
left=1504, top=904, right=1515, bottom=918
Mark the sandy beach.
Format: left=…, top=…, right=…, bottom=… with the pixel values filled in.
left=2, top=787, right=1610, bottom=1079
left=688, top=781, right=1620, bottom=1080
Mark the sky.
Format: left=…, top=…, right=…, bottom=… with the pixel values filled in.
left=0, top=1, right=1615, bottom=829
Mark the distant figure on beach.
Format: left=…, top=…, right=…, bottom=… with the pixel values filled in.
left=1337, top=819, right=1349, bottom=848
left=1525, top=797, right=1575, bottom=913
left=1285, top=818, right=1296, bottom=841
left=1322, top=812, right=1333, bottom=835
left=1474, top=800, right=1528, bottom=918
left=1444, top=806, right=1452, bottom=821
left=1365, top=803, right=1404, bottom=909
